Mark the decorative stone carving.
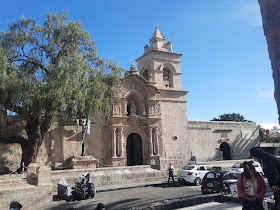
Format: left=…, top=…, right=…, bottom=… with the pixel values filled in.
left=130, top=101, right=136, bottom=116
left=113, top=104, right=121, bottom=114
left=149, top=105, right=156, bottom=115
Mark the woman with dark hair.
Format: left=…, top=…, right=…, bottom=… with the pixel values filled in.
left=237, top=161, right=266, bottom=210
left=9, top=200, right=22, bottom=210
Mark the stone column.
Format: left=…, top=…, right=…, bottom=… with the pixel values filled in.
left=112, top=127, right=117, bottom=157
left=154, top=128, right=159, bottom=155
left=116, top=128, right=119, bottom=156
left=142, top=103, right=146, bottom=116
left=149, top=128, right=154, bottom=156
left=123, top=101, right=128, bottom=116
left=120, top=127, right=124, bottom=157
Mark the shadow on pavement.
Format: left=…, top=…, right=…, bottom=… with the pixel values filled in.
left=145, top=182, right=196, bottom=188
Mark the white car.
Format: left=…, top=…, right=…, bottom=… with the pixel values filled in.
left=228, top=161, right=264, bottom=175
left=177, top=165, right=213, bottom=185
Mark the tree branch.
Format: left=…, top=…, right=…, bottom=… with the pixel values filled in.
left=0, top=135, right=28, bottom=145
left=9, top=57, right=49, bottom=75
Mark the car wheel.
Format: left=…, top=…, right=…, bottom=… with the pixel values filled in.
left=194, top=177, right=201, bottom=186
left=202, top=190, right=208, bottom=195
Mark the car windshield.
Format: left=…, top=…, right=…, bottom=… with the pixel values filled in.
left=231, top=163, right=242, bottom=168
left=182, top=165, right=195, bottom=170
left=223, top=172, right=240, bottom=180
left=206, top=172, right=220, bottom=179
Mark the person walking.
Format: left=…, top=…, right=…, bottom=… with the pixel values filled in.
left=250, top=147, right=280, bottom=209
left=167, top=163, right=175, bottom=184
left=237, top=161, right=266, bottom=210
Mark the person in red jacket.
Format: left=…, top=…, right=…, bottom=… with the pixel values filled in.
left=237, top=161, right=266, bottom=210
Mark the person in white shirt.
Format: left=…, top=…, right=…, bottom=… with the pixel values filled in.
left=167, top=163, right=175, bottom=184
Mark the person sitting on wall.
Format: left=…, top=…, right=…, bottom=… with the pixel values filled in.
left=167, top=163, right=175, bottom=184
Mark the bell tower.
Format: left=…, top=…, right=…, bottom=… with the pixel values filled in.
left=135, top=27, right=184, bottom=90
left=135, top=27, right=190, bottom=169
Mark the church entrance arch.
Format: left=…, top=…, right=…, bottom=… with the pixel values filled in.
left=126, top=133, right=143, bottom=166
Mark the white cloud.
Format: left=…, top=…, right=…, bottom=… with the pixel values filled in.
left=259, top=123, right=279, bottom=129
left=256, top=90, right=274, bottom=98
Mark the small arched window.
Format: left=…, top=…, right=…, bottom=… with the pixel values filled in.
left=143, top=69, right=150, bottom=81
left=163, top=67, right=173, bottom=87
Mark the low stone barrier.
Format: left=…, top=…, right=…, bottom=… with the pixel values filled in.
left=51, top=165, right=168, bottom=191
left=0, top=184, right=52, bottom=210
left=199, top=159, right=252, bottom=170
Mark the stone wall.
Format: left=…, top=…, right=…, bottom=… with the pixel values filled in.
left=0, top=184, right=52, bottom=210
left=36, top=126, right=81, bottom=168
left=159, top=96, right=189, bottom=169
left=86, top=124, right=112, bottom=166
left=50, top=165, right=168, bottom=191
left=187, top=120, right=259, bottom=162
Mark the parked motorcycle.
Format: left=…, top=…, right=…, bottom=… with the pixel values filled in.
left=57, top=173, right=96, bottom=201
left=72, top=173, right=96, bottom=201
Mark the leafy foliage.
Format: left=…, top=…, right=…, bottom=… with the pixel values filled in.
left=211, top=113, right=253, bottom=122
left=0, top=11, right=123, bottom=123
left=0, top=11, right=124, bottom=165
left=259, top=127, right=268, bottom=142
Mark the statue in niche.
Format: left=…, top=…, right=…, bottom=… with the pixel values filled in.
left=149, top=105, right=156, bottom=115
left=114, top=104, right=121, bottom=113
left=130, top=101, right=136, bottom=116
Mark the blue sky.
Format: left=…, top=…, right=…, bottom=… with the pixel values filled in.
left=0, top=0, right=278, bottom=125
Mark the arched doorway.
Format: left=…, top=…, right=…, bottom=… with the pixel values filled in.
left=126, top=133, right=143, bottom=166
left=219, top=142, right=232, bottom=160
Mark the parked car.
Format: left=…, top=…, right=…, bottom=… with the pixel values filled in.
left=177, top=165, right=213, bottom=185
left=228, top=161, right=264, bottom=175
left=201, top=170, right=240, bottom=195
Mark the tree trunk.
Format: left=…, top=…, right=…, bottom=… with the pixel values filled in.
left=22, top=114, right=53, bottom=168
left=23, top=120, right=44, bottom=166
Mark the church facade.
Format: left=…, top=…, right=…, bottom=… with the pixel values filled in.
left=0, top=28, right=259, bottom=172
left=79, top=27, right=259, bottom=169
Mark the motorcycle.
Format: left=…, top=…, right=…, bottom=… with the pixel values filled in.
left=72, top=173, right=96, bottom=201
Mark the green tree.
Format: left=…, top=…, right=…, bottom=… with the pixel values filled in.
left=0, top=12, right=124, bottom=169
left=211, top=113, right=253, bottom=122
left=259, top=127, right=268, bottom=142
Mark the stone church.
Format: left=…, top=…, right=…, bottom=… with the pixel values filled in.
left=0, top=27, right=259, bottom=172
